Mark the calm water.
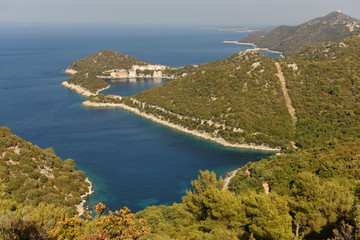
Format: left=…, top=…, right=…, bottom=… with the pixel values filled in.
left=0, top=25, right=275, bottom=212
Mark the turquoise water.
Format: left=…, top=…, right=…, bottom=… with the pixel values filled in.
left=0, top=25, right=275, bottom=212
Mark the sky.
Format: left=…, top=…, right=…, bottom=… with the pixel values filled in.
left=1, top=0, right=360, bottom=27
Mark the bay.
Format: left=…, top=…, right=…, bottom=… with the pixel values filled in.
left=0, top=25, right=275, bottom=212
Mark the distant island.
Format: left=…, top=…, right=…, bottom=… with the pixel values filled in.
left=237, top=11, right=360, bottom=56
left=201, top=26, right=261, bottom=33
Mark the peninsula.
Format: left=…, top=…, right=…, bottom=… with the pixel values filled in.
left=62, top=49, right=179, bottom=95
left=65, top=34, right=360, bottom=154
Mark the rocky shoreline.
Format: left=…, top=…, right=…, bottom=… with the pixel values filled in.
left=81, top=100, right=279, bottom=152
left=222, top=168, right=241, bottom=190
left=76, top=178, right=94, bottom=216
left=223, top=41, right=284, bottom=58
left=61, top=81, right=110, bottom=97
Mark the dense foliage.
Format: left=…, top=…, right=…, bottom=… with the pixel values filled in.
left=0, top=127, right=90, bottom=234
left=66, top=70, right=109, bottom=93
left=282, top=35, right=360, bottom=148
left=132, top=51, right=294, bottom=148
left=68, top=50, right=148, bottom=75
left=241, top=11, right=360, bottom=56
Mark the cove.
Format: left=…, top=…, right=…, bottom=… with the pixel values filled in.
left=0, top=25, right=276, bottom=213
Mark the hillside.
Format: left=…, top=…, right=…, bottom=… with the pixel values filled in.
left=281, top=35, right=360, bottom=148
left=129, top=35, right=360, bottom=239
left=131, top=51, right=294, bottom=149
left=240, top=11, right=360, bottom=56
left=67, top=49, right=148, bottom=75
left=101, top=35, right=358, bottom=152
left=63, top=70, right=109, bottom=95
left=0, top=127, right=90, bottom=228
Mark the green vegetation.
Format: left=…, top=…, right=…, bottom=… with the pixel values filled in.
left=108, top=35, right=360, bottom=239
left=131, top=51, right=295, bottom=148
left=88, top=94, right=122, bottom=104
left=116, top=35, right=360, bottom=152
left=68, top=49, right=148, bottom=75
left=51, top=203, right=150, bottom=239
left=0, top=126, right=90, bottom=236
left=5, top=32, right=360, bottom=239
left=281, top=35, right=360, bottom=148
left=66, top=70, right=109, bottom=93
left=241, top=11, right=360, bottom=56
left=162, top=64, right=199, bottom=77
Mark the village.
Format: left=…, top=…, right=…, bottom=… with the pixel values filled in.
left=103, top=64, right=169, bottom=79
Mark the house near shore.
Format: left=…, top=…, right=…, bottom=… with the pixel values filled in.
left=105, top=94, right=122, bottom=100
left=129, top=69, right=136, bottom=77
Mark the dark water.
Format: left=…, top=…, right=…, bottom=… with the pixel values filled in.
left=0, top=25, right=275, bottom=212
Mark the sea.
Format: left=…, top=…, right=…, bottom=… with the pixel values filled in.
left=0, top=25, right=277, bottom=212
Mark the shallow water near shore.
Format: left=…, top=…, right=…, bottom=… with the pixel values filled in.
left=0, top=25, right=276, bottom=212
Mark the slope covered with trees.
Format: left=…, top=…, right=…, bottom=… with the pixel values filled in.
left=115, top=34, right=360, bottom=239
left=116, top=35, right=360, bottom=152
left=65, top=70, right=109, bottom=94
left=240, top=11, right=360, bottom=56
left=281, top=35, right=360, bottom=148
left=0, top=127, right=90, bottom=237
left=67, top=49, right=148, bottom=75
left=129, top=51, right=295, bottom=149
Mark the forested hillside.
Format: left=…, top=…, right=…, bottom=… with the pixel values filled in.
left=65, top=70, right=109, bottom=94
left=67, top=49, right=148, bottom=75
left=118, top=35, right=360, bottom=152
left=124, top=35, right=360, bottom=238
left=0, top=127, right=90, bottom=238
left=281, top=35, right=360, bottom=148
left=130, top=51, right=295, bottom=149
left=240, top=11, right=360, bottom=56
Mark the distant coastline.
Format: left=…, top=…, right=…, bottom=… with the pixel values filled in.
left=81, top=100, right=279, bottom=152
left=223, top=41, right=284, bottom=58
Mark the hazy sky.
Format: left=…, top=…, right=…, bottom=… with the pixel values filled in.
left=1, top=0, right=359, bottom=27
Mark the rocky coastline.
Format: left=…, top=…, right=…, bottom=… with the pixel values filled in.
left=223, top=41, right=284, bottom=58
left=61, top=81, right=110, bottom=97
left=76, top=178, right=94, bottom=216
left=222, top=168, right=241, bottom=190
left=81, top=100, right=280, bottom=152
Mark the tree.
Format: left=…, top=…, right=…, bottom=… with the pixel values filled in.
left=241, top=191, right=294, bottom=240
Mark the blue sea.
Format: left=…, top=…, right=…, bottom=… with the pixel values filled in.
left=0, top=25, right=276, bottom=212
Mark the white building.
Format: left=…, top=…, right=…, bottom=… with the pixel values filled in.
left=129, top=69, right=136, bottom=77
